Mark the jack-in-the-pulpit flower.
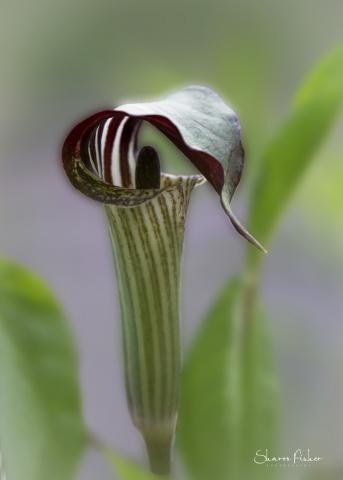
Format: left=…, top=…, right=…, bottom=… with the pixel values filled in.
left=62, top=86, right=264, bottom=474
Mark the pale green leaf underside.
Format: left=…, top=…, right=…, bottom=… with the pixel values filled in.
left=177, top=279, right=278, bottom=480
left=248, top=45, right=343, bottom=259
left=0, top=259, right=86, bottom=480
left=117, top=86, right=241, bottom=186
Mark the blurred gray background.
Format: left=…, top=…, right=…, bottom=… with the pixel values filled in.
left=0, top=1, right=342, bottom=478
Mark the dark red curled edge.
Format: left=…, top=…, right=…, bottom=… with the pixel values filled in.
left=62, top=109, right=225, bottom=194
left=62, top=109, right=114, bottom=184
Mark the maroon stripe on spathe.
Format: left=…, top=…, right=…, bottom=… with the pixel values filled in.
left=103, top=116, right=123, bottom=184
left=62, top=110, right=114, bottom=176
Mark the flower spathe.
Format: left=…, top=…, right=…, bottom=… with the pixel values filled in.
left=62, top=86, right=265, bottom=474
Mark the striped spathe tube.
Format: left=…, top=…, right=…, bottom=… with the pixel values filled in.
left=106, top=173, right=203, bottom=473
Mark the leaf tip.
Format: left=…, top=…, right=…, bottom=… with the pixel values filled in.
left=220, top=194, right=267, bottom=253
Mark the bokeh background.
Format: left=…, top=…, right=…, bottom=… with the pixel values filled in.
left=1, top=1, right=342, bottom=479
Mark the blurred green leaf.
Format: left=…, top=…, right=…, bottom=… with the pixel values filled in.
left=178, top=279, right=278, bottom=480
left=0, top=259, right=86, bottom=480
left=240, top=309, right=279, bottom=479
left=248, top=45, right=343, bottom=263
left=105, top=450, right=161, bottom=480
left=178, top=279, right=241, bottom=480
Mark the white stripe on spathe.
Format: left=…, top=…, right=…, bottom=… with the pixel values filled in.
left=84, top=114, right=142, bottom=189
left=100, top=117, right=112, bottom=177
left=94, top=122, right=102, bottom=178
left=111, top=116, right=128, bottom=187
left=128, top=121, right=140, bottom=188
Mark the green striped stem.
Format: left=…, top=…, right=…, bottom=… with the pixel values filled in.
left=105, top=174, right=204, bottom=474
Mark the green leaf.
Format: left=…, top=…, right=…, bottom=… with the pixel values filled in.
left=177, top=279, right=278, bottom=480
left=248, top=45, right=343, bottom=262
left=104, top=450, right=162, bottom=480
left=178, top=279, right=242, bottom=480
left=239, top=310, right=279, bottom=479
left=0, top=259, right=86, bottom=480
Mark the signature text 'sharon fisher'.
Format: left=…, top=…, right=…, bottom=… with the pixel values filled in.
left=254, top=449, right=323, bottom=467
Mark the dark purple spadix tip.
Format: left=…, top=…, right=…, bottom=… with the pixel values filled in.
left=135, top=146, right=161, bottom=190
